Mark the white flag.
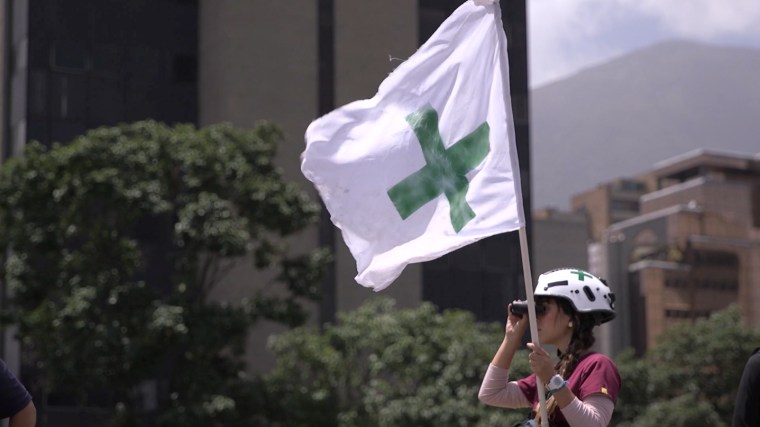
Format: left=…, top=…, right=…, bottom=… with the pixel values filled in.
left=301, top=0, right=524, bottom=291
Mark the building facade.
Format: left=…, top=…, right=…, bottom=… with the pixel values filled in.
left=571, top=178, right=649, bottom=242
left=3, top=0, right=198, bottom=157
left=576, top=150, right=760, bottom=355
left=532, top=208, right=589, bottom=276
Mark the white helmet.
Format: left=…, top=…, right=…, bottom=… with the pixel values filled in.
left=534, top=268, right=616, bottom=325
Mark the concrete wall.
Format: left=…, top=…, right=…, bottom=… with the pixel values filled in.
left=199, top=1, right=318, bottom=185
left=532, top=210, right=589, bottom=275
left=333, top=0, right=422, bottom=314
left=199, top=0, right=322, bottom=374
left=572, top=186, right=611, bottom=241
left=199, top=1, right=423, bottom=373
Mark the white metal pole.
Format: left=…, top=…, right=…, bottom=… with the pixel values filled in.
left=518, top=227, right=549, bottom=427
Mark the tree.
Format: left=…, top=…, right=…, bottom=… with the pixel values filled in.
left=612, top=305, right=760, bottom=425
left=644, top=306, right=759, bottom=421
left=612, top=348, right=652, bottom=426
left=262, top=297, right=533, bottom=427
left=631, top=393, right=726, bottom=427
left=0, top=121, right=328, bottom=426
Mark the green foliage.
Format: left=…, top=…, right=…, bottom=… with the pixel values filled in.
left=250, top=298, right=757, bottom=426
left=612, top=348, right=652, bottom=426
left=613, top=305, right=759, bottom=425
left=644, top=306, right=759, bottom=421
left=0, top=121, right=327, bottom=425
left=262, top=297, right=531, bottom=427
left=630, top=393, right=727, bottom=427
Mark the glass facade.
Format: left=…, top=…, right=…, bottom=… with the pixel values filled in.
left=6, top=0, right=197, bottom=151
left=317, top=0, right=337, bottom=325
left=2, top=1, right=198, bottom=424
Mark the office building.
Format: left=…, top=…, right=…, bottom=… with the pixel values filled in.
left=2, top=0, right=198, bottom=158
left=575, top=150, right=760, bottom=355
left=571, top=178, right=650, bottom=242
left=532, top=208, right=589, bottom=275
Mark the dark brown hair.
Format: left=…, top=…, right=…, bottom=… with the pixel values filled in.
left=535, top=298, right=597, bottom=424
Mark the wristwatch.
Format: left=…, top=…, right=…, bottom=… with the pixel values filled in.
left=546, top=374, right=567, bottom=394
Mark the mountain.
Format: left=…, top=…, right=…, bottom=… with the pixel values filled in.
left=530, top=40, right=760, bottom=209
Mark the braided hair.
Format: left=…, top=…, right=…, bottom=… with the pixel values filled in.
left=534, top=299, right=597, bottom=425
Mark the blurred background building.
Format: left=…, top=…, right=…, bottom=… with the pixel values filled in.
left=569, top=150, right=760, bottom=356
left=1, top=0, right=199, bottom=160
left=1, top=0, right=531, bottom=423
left=531, top=207, right=588, bottom=275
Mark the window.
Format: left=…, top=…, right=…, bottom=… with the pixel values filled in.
left=694, top=250, right=738, bottom=267
left=173, top=54, right=197, bottom=83
left=618, top=180, right=646, bottom=192
left=89, top=75, right=124, bottom=126
left=29, top=69, right=48, bottom=117
left=665, top=309, right=711, bottom=319
left=611, top=199, right=639, bottom=212
left=51, top=41, right=89, bottom=72
left=27, top=119, right=49, bottom=146
left=418, top=0, right=463, bottom=43
left=51, top=73, right=86, bottom=120
left=92, top=44, right=122, bottom=74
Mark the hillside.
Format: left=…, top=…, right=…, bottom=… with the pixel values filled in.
left=531, top=40, right=760, bottom=209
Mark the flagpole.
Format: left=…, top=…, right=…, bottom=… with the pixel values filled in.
left=518, top=227, right=549, bottom=427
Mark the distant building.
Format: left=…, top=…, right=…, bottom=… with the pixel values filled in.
left=571, top=178, right=650, bottom=242
left=576, top=150, right=760, bottom=355
left=1, top=0, right=198, bottom=423
left=1, top=0, right=198, bottom=158
left=532, top=208, right=588, bottom=275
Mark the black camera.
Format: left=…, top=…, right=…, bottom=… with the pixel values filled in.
left=510, top=300, right=546, bottom=318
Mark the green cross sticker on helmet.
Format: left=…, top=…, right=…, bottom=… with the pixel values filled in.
left=387, top=106, right=490, bottom=233
left=534, top=268, right=616, bottom=325
left=571, top=270, right=593, bottom=281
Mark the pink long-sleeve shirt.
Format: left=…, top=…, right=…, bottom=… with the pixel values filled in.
left=478, top=353, right=620, bottom=427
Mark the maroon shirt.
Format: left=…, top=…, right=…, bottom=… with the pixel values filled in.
left=516, top=352, right=621, bottom=426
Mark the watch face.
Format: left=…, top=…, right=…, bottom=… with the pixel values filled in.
left=549, top=375, right=564, bottom=389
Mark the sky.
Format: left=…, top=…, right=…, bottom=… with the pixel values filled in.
left=527, top=0, right=760, bottom=87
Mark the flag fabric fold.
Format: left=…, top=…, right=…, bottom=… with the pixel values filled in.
left=301, top=0, right=524, bottom=291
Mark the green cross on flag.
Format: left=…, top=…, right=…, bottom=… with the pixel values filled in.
left=388, top=107, right=490, bottom=232
left=301, top=0, right=524, bottom=291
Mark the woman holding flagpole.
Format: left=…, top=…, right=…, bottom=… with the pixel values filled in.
left=478, top=268, right=621, bottom=427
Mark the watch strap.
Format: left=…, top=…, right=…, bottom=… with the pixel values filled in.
left=545, top=375, right=567, bottom=399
